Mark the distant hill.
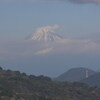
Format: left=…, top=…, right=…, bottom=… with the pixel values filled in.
left=80, top=72, right=100, bottom=87
left=55, top=67, right=96, bottom=82
left=0, top=68, right=100, bottom=100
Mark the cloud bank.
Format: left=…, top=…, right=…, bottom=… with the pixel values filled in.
left=68, top=0, right=100, bottom=3
left=0, top=0, right=100, bottom=4
left=0, top=25, right=100, bottom=60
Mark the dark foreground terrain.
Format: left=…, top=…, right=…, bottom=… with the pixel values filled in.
left=0, top=68, right=100, bottom=100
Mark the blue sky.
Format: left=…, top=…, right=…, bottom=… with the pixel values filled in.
left=0, top=1, right=100, bottom=40
left=0, top=0, right=100, bottom=77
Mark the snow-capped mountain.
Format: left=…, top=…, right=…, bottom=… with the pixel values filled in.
left=27, top=25, right=63, bottom=42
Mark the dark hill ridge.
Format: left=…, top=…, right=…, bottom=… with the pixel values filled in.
left=0, top=68, right=100, bottom=100
left=55, top=67, right=96, bottom=82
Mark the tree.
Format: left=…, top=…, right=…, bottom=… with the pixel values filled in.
left=0, top=67, right=3, bottom=70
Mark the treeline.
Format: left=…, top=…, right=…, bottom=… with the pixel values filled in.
left=0, top=67, right=100, bottom=100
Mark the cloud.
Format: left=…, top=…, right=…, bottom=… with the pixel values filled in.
left=0, top=38, right=100, bottom=60
left=82, top=32, right=100, bottom=43
left=0, top=0, right=100, bottom=4
left=68, top=0, right=100, bottom=4
left=0, top=25, right=100, bottom=60
left=47, top=39, right=100, bottom=55
left=35, top=48, right=53, bottom=55
left=35, top=25, right=60, bottom=34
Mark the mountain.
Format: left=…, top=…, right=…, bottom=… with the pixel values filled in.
left=55, top=67, right=96, bottom=82
left=0, top=68, right=100, bottom=100
left=26, top=25, right=63, bottom=42
left=80, top=72, right=100, bottom=87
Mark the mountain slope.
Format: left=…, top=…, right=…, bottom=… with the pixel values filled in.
left=80, top=72, right=100, bottom=87
left=55, top=67, right=96, bottom=82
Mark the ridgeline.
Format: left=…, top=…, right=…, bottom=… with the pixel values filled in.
left=0, top=67, right=100, bottom=100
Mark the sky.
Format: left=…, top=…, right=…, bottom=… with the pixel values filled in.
left=1, top=0, right=100, bottom=40
left=0, top=0, right=100, bottom=77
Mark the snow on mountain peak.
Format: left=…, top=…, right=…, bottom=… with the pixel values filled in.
left=27, top=25, right=63, bottom=42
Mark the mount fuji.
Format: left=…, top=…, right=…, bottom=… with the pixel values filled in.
left=26, top=25, right=63, bottom=42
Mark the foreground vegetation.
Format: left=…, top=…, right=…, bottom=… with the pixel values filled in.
left=0, top=67, right=100, bottom=100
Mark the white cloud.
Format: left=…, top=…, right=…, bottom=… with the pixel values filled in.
left=0, top=38, right=100, bottom=60
left=49, top=39, right=100, bottom=54
left=35, top=25, right=60, bottom=33
left=34, top=48, right=53, bottom=55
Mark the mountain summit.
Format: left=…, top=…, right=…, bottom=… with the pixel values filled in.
left=55, top=67, right=96, bottom=82
left=27, top=25, right=63, bottom=42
